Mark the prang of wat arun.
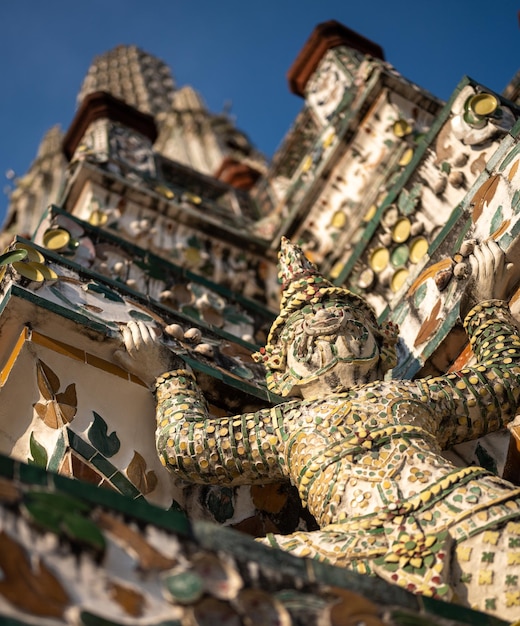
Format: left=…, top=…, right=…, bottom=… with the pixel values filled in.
left=0, top=20, right=520, bottom=625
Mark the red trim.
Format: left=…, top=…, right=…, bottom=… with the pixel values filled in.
left=287, top=20, right=384, bottom=97
left=62, top=91, right=158, bottom=160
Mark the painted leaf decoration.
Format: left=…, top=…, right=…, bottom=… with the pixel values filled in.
left=57, top=403, right=76, bottom=424
left=34, top=401, right=61, bottom=429
left=471, top=174, right=499, bottom=223
left=55, top=382, right=77, bottom=408
left=36, top=360, right=60, bottom=400
left=0, top=531, right=69, bottom=618
left=28, top=432, right=48, bottom=468
left=88, top=411, right=120, bottom=458
left=129, top=309, right=154, bottom=322
left=126, top=451, right=157, bottom=495
left=86, top=282, right=124, bottom=302
left=414, top=299, right=443, bottom=348
left=206, top=486, right=234, bottom=523
left=407, top=258, right=453, bottom=296
left=108, top=580, right=145, bottom=617
left=96, top=510, right=177, bottom=571
left=22, top=491, right=105, bottom=554
left=34, top=402, right=49, bottom=421
left=61, top=512, right=106, bottom=553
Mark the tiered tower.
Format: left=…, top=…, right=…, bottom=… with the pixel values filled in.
left=0, top=21, right=519, bottom=624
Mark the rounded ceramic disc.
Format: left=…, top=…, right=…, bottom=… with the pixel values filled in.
left=155, top=185, right=174, bottom=199
left=13, top=261, right=45, bottom=281
left=13, top=242, right=45, bottom=263
left=88, top=210, right=108, bottom=226
left=43, top=229, right=71, bottom=251
left=357, top=268, right=375, bottom=289
left=184, top=192, right=202, bottom=205
left=410, top=237, right=429, bottom=263
left=331, top=211, right=347, bottom=229
left=369, top=247, right=390, bottom=273
left=38, top=264, right=58, bottom=280
left=391, top=268, right=409, bottom=293
left=469, top=93, right=498, bottom=117
left=392, top=217, right=411, bottom=243
left=391, top=244, right=410, bottom=267
left=393, top=119, right=412, bottom=137
left=364, top=204, right=377, bottom=222
left=399, top=148, right=414, bottom=167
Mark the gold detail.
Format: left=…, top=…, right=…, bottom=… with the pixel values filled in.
left=478, top=570, right=493, bottom=585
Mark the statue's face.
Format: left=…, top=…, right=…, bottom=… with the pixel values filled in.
left=281, top=302, right=382, bottom=398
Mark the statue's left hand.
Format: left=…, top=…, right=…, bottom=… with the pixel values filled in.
left=113, top=321, right=184, bottom=388
left=460, top=240, right=516, bottom=318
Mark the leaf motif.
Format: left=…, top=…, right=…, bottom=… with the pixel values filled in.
left=96, top=510, right=177, bottom=571
left=88, top=412, right=120, bottom=458
left=414, top=299, right=443, bottom=348
left=407, top=258, right=453, bottom=296
left=0, top=531, right=69, bottom=617
left=145, top=470, right=158, bottom=494
left=126, top=451, right=147, bottom=492
left=33, top=402, right=48, bottom=421
left=36, top=360, right=60, bottom=400
left=471, top=175, right=500, bottom=223
left=57, top=403, right=76, bottom=424
left=22, top=491, right=105, bottom=556
left=28, top=432, right=48, bottom=468
left=55, top=383, right=77, bottom=408
left=39, top=401, right=61, bottom=429
left=61, top=512, right=106, bottom=553
left=86, top=282, right=124, bottom=302
left=129, top=309, right=155, bottom=322
left=126, top=451, right=158, bottom=495
left=108, top=580, right=145, bottom=617
left=44, top=402, right=61, bottom=429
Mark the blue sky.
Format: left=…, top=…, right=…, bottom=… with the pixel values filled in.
left=1, top=1, right=519, bottom=224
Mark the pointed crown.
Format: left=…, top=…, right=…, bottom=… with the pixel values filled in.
left=269, top=237, right=378, bottom=344
left=253, top=238, right=399, bottom=395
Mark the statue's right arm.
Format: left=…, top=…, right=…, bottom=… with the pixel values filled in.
left=418, top=299, right=520, bottom=448
left=417, top=241, right=520, bottom=448
left=154, top=367, right=286, bottom=486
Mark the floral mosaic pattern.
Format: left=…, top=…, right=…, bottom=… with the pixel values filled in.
left=0, top=455, right=503, bottom=626
left=35, top=206, right=274, bottom=343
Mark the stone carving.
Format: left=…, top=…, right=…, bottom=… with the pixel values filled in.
left=117, top=238, right=520, bottom=619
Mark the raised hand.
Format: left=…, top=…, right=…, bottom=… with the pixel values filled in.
left=113, top=321, right=184, bottom=388
left=460, top=240, right=516, bottom=319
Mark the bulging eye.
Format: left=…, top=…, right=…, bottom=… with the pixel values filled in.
left=304, top=309, right=345, bottom=335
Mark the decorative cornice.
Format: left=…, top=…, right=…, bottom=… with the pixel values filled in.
left=62, top=91, right=158, bottom=160
left=287, top=20, right=385, bottom=97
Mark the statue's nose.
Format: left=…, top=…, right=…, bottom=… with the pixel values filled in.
left=314, top=309, right=329, bottom=320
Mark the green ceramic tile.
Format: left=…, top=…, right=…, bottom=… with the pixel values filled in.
left=109, top=471, right=140, bottom=497
left=0, top=453, right=15, bottom=480
left=48, top=431, right=66, bottom=472
left=19, top=461, right=49, bottom=486
left=67, top=429, right=96, bottom=461
left=90, top=453, right=118, bottom=479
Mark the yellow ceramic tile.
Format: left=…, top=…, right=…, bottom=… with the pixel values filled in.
left=31, top=331, right=85, bottom=362
left=0, top=327, right=29, bottom=387
left=85, top=352, right=129, bottom=379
